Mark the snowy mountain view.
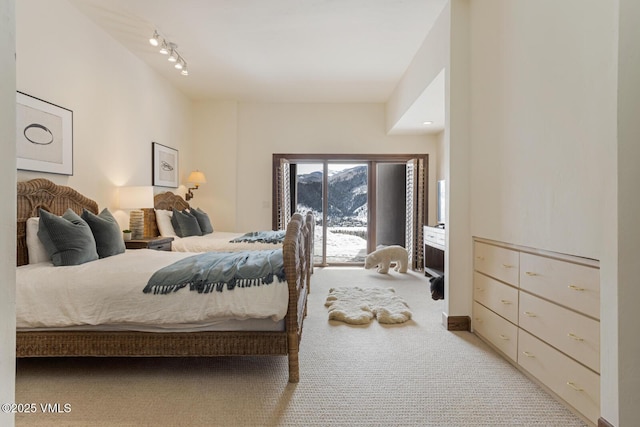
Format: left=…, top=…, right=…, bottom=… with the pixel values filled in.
left=296, top=165, right=368, bottom=262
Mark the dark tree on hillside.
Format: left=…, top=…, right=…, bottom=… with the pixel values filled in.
left=297, top=181, right=323, bottom=211
left=296, top=166, right=367, bottom=217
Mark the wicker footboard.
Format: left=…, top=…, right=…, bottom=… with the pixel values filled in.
left=16, top=331, right=290, bottom=357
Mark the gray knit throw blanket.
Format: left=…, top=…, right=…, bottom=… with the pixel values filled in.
left=144, top=249, right=285, bottom=295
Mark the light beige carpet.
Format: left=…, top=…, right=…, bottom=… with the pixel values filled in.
left=15, top=267, right=589, bottom=427
left=325, top=286, right=412, bottom=324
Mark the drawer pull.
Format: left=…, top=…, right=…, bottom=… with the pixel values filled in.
left=475, top=287, right=485, bottom=292
left=523, top=311, right=537, bottom=317
left=522, top=351, right=535, bottom=358
left=568, top=284, right=585, bottom=292
left=500, top=299, right=512, bottom=305
left=476, top=256, right=485, bottom=261
left=502, top=264, right=515, bottom=269
left=567, top=333, right=584, bottom=341
left=566, top=381, right=584, bottom=392
left=525, top=271, right=538, bottom=276
left=498, top=334, right=510, bottom=340
left=474, top=318, right=483, bottom=323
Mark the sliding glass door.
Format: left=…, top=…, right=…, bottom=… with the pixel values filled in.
left=295, top=162, right=368, bottom=264
left=273, top=154, right=427, bottom=268
left=326, top=162, right=368, bottom=263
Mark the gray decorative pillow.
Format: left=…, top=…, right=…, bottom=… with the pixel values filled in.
left=191, top=208, right=214, bottom=234
left=171, top=208, right=202, bottom=237
left=81, top=208, right=126, bottom=258
left=37, top=208, right=99, bottom=266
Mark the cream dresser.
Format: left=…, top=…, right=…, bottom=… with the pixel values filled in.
left=472, top=238, right=600, bottom=425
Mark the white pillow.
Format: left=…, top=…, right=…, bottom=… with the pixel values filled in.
left=155, top=209, right=178, bottom=237
left=26, top=217, right=50, bottom=264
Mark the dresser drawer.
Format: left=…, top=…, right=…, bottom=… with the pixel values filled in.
left=474, top=242, right=519, bottom=286
left=424, top=227, right=445, bottom=249
left=519, top=292, right=599, bottom=373
left=520, top=252, right=599, bottom=319
left=473, top=301, right=518, bottom=362
left=518, top=329, right=600, bottom=424
left=473, top=272, right=519, bottom=324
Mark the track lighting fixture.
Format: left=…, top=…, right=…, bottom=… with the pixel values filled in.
left=149, top=31, right=188, bottom=76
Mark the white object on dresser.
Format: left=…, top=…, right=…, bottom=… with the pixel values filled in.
left=472, top=238, right=600, bottom=425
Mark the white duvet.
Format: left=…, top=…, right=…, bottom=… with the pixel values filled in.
left=16, top=249, right=289, bottom=330
left=171, top=231, right=282, bottom=253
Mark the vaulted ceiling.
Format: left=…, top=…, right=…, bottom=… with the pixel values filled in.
left=70, top=0, right=447, bottom=132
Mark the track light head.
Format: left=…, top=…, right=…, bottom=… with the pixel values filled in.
left=149, top=30, right=160, bottom=47
left=159, top=41, right=169, bottom=55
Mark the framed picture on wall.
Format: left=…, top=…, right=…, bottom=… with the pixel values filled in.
left=152, top=142, right=179, bottom=187
left=16, top=91, right=73, bottom=175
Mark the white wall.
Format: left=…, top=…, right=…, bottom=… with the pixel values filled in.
left=466, top=0, right=621, bottom=423
left=191, top=100, right=238, bottom=231
left=386, top=2, right=448, bottom=133
left=387, top=2, right=472, bottom=323
left=235, top=102, right=437, bottom=231
left=0, top=0, right=16, bottom=425
left=616, top=0, right=640, bottom=424
left=446, top=0, right=471, bottom=320
left=468, top=0, right=616, bottom=259
left=16, top=0, right=192, bottom=229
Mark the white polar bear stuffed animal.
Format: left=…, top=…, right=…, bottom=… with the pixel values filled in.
left=364, top=245, right=408, bottom=274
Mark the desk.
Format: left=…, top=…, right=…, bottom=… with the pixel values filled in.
left=423, top=225, right=444, bottom=277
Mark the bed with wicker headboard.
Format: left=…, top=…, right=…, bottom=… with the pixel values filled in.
left=142, top=191, right=189, bottom=238
left=16, top=178, right=311, bottom=382
left=144, top=192, right=315, bottom=254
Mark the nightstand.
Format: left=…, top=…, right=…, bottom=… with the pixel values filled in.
left=125, top=237, right=174, bottom=251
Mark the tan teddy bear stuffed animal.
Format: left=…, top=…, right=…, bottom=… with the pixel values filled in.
left=364, top=245, right=408, bottom=274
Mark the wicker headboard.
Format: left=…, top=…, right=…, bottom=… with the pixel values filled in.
left=144, top=191, right=191, bottom=238
left=17, top=179, right=99, bottom=266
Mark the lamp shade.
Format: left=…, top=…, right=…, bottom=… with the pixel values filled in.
left=187, top=170, right=207, bottom=185
left=119, top=186, right=154, bottom=209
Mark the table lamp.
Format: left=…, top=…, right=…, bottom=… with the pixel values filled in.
left=119, top=186, right=154, bottom=239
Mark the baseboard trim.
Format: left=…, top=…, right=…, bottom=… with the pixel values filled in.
left=598, top=417, right=614, bottom=427
left=442, top=313, right=470, bottom=331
